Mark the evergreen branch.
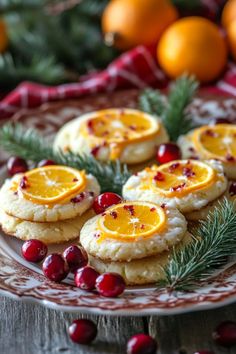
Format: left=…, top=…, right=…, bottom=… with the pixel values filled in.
left=138, top=88, right=166, bottom=117
left=139, top=76, right=199, bottom=141
left=0, top=0, right=47, bottom=14
left=0, top=0, right=115, bottom=88
left=164, top=75, right=199, bottom=141
left=159, top=199, right=236, bottom=291
left=0, top=124, right=131, bottom=194
left=0, top=53, right=67, bottom=89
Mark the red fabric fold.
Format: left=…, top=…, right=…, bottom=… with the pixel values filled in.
left=0, top=0, right=233, bottom=119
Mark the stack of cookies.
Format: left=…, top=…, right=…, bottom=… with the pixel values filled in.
left=0, top=165, right=100, bottom=244
left=80, top=200, right=191, bottom=285
left=178, top=123, right=236, bottom=217
left=123, top=159, right=230, bottom=221
left=178, top=124, right=236, bottom=180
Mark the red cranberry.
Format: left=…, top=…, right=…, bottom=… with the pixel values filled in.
left=74, top=266, right=99, bottom=290
left=229, top=182, right=236, bottom=197
left=127, top=334, right=157, bottom=354
left=21, top=239, right=48, bottom=263
left=37, top=159, right=56, bottom=167
left=95, top=272, right=125, bottom=297
left=7, top=156, right=28, bottom=176
left=210, top=118, right=231, bottom=125
left=68, top=319, right=97, bottom=344
left=91, top=146, right=100, bottom=157
left=63, top=245, right=88, bottom=272
left=213, top=321, right=236, bottom=347
left=156, top=143, right=181, bottom=165
left=93, top=192, right=122, bottom=214
left=42, top=254, right=69, bottom=282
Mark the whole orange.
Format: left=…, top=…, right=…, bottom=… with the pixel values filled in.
left=157, top=17, right=228, bottom=83
left=0, top=20, right=8, bottom=53
left=226, top=19, right=236, bottom=61
left=222, top=0, right=236, bottom=29
left=102, top=0, right=178, bottom=50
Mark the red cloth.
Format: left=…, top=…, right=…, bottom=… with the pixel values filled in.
left=0, top=0, right=233, bottom=119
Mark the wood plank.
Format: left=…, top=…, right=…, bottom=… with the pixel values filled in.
left=0, top=297, right=146, bottom=354
left=149, top=303, right=236, bottom=354
left=1, top=296, right=236, bottom=354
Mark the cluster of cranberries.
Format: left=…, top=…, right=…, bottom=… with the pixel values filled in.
left=22, top=240, right=126, bottom=297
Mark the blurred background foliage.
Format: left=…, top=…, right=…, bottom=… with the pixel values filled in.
left=0, top=0, right=219, bottom=90
left=0, top=0, right=116, bottom=89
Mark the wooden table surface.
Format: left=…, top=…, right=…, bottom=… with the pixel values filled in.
left=1, top=296, right=236, bottom=354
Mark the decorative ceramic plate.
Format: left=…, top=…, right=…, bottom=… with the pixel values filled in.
left=0, top=89, right=236, bottom=316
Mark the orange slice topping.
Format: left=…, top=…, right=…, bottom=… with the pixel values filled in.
left=139, top=160, right=216, bottom=197
left=97, top=201, right=166, bottom=242
left=192, top=124, right=236, bottom=163
left=80, top=109, right=161, bottom=159
left=18, top=166, right=86, bottom=205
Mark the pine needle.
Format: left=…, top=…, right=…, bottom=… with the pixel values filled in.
left=164, top=75, right=199, bottom=141
left=139, top=75, right=199, bottom=141
left=0, top=123, right=131, bottom=194
left=159, top=198, right=236, bottom=291
left=138, top=88, right=166, bottom=117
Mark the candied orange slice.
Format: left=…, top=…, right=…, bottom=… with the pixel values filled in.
left=18, top=166, right=86, bottom=204
left=80, top=109, right=161, bottom=159
left=140, top=160, right=216, bottom=197
left=97, top=201, right=166, bottom=242
left=192, top=124, right=236, bottom=163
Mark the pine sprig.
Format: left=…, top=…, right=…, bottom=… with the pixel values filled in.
left=164, top=76, right=199, bottom=141
left=0, top=124, right=131, bottom=194
left=159, top=199, right=236, bottom=291
left=139, top=75, right=199, bottom=141
left=138, top=88, right=166, bottom=117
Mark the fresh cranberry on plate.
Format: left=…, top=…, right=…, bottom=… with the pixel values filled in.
left=93, top=192, right=122, bottom=214
left=21, top=239, right=48, bottom=263
left=42, top=253, right=69, bottom=282
left=7, top=156, right=28, bottom=176
left=156, top=143, right=181, bottom=164
left=229, top=182, right=236, bottom=197
left=95, top=272, right=125, bottom=297
left=74, top=266, right=99, bottom=291
left=63, top=245, right=88, bottom=272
